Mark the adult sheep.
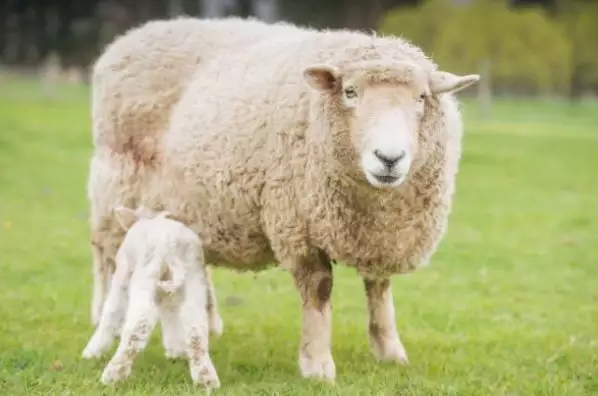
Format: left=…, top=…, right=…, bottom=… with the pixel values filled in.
left=89, top=20, right=479, bottom=382
left=88, top=16, right=308, bottom=328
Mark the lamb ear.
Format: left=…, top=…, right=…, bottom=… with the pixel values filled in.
left=114, top=206, right=138, bottom=231
left=157, top=210, right=173, bottom=220
left=135, top=205, right=154, bottom=218
left=429, top=71, right=480, bottom=95
left=303, top=64, right=341, bottom=92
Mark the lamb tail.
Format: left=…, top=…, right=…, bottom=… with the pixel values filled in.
left=157, top=261, right=185, bottom=294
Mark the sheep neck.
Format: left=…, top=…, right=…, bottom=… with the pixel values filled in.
left=302, top=104, right=457, bottom=275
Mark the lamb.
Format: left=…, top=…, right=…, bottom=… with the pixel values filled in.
left=81, top=206, right=220, bottom=389
left=88, top=17, right=479, bottom=382
left=88, top=15, right=307, bottom=332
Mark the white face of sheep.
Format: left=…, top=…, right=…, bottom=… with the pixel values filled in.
left=303, top=61, right=479, bottom=189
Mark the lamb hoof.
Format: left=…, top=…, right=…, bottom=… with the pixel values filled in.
left=209, top=315, right=224, bottom=338
left=82, top=335, right=111, bottom=359
left=81, top=346, right=103, bottom=360
left=190, top=360, right=221, bottom=390
left=371, top=338, right=409, bottom=365
left=299, top=353, right=336, bottom=383
left=101, top=363, right=131, bottom=385
left=165, top=348, right=187, bottom=360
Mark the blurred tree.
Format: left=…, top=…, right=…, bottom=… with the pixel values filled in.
left=553, top=0, right=598, bottom=100
left=33, top=2, right=48, bottom=63
left=169, top=0, right=184, bottom=16
left=381, top=0, right=573, bottom=112
left=0, top=1, right=6, bottom=64
left=280, top=0, right=421, bottom=31
left=253, top=0, right=279, bottom=22
left=1, top=0, right=596, bottom=99
left=380, top=0, right=454, bottom=51
left=509, top=0, right=555, bottom=7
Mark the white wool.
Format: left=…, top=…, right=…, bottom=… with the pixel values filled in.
left=87, top=16, right=479, bottom=384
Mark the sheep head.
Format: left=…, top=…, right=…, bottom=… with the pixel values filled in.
left=303, top=60, right=479, bottom=189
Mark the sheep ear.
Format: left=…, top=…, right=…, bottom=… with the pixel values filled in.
left=429, top=71, right=480, bottom=95
left=114, top=206, right=137, bottom=231
left=303, top=64, right=340, bottom=92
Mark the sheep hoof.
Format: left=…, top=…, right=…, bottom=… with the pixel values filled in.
left=371, top=339, right=409, bottom=365
left=299, top=353, right=336, bottom=383
left=378, top=351, right=409, bottom=365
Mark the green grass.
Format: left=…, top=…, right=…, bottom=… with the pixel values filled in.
left=1, top=77, right=597, bottom=395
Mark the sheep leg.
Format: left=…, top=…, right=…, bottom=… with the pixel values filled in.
left=204, top=266, right=223, bottom=337
left=180, top=271, right=220, bottom=389
left=90, top=224, right=122, bottom=327
left=363, top=277, right=408, bottom=364
left=159, top=298, right=186, bottom=359
left=100, top=279, right=158, bottom=384
left=82, top=258, right=130, bottom=359
left=291, top=248, right=336, bottom=382
left=90, top=236, right=112, bottom=327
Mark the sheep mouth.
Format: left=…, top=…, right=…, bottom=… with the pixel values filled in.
left=371, top=173, right=401, bottom=184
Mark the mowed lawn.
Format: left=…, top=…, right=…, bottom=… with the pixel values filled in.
left=0, top=76, right=597, bottom=396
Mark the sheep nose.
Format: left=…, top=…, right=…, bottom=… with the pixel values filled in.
left=374, top=150, right=406, bottom=168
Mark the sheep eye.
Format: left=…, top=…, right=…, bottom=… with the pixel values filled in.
left=344, top=87, right=357, bottom=99
left=419, top=93, right=426, bottom=101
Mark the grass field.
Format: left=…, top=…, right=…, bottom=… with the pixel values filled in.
left=1, top=77, right=597, bottom=395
